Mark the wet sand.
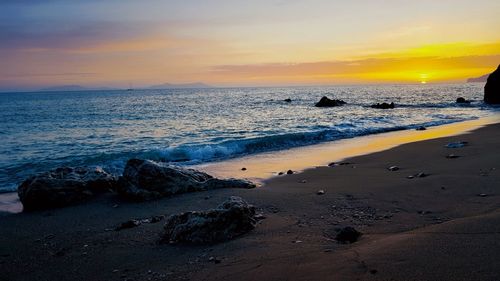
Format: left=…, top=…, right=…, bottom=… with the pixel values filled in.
left=0, top=121, right=499, bottom=281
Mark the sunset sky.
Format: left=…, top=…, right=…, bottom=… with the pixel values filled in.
left=1, top=0, right=499, bottom=90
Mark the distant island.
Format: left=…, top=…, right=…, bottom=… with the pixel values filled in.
left=38, top=82, right=213, bottom=92
left=148, top=82, right=213, bottom=89
left=39, top=85, right=118, bottom=92
left=467, top=74, right=489, bottom=83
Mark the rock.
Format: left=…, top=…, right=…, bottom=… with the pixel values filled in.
left=278, top=172, right=284, bottom=175
left=241, top=167, right=247, bottom=171
left=18, top=166, right=116, bottom=211
left=335, top=226, right=362, bottom=243
left=407, top=175, right=415, bottom=179
left=478, top=193, right=488, bottom=197
left=416, top=172, right=428, bottom=178
left=317, top=190, right=325, bottom=195
left=286, top=170, right=294, bottom=175
left=387, top=166, right=399, bottom=171
left=370, top=102, right=395, bottom=109
left=456, top=97, right=470, bottom=104
left=115, top=219, right=141, bottom=231
left=284, top=98, right=292, bottom=103
left=484, top=65, right=500, bottom=104
left=416, top=126, right=427, bottom=131
left=161, top=196, right=257, bottom=244
left=445, top=141, right=468, bottom=148
left=116, top=159, right=255, bottom=201
left=315, top=96, right=346, bottom=107
left=446, top=154, right=460, bottom=159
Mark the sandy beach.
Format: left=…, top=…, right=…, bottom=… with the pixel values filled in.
left=1, top=121, right=500, bottom=281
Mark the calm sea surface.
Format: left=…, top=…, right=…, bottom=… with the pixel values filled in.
left=0, top=84, right=496, bottom=192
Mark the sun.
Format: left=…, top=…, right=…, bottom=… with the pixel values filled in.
left=419, top=73, right=429, bottom=84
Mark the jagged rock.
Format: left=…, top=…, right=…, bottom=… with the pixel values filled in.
left=117, top=159, right=255, bottom=201
left=315, top=96, right=346, bottom=107
left=161, top=196, right=257, bottom=244
left=18, top=167, right=116, bottom=211
left=371, top=102, right=395, bottom=109
left=456, top=97, right=470, bottom=104
left=335, top=226, right=362, bottom=243
left=484, top=65, right=500, bottom=104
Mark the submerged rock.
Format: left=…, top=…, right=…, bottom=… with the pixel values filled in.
left=161, top=196, right=257, bottom=244
left=335, top=226, right=362, bottom=243
left=370, top=102, right=395, bottom=109
left=116, top=159, right=255, bottom=201
left=315, top=96, right=346, bottom=107
left=18, top=167, right=116, bottom=211
left=484, top=65, right=500, bottom=104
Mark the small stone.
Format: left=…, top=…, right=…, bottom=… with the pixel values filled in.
left=112, top=204, right=119, bottom=208
left=317, top=190, right=325, bottom=195
left=407, top=175, right=415, bottom=179
left=115, top=219, right=141, bottom=231
left=300, top=180, right=307, bottom=183
left=441, top=186, right=446, bottom=190
left=416, top=126, right=426, bottom=131
left=278, top=172, right=284, bottom=175
left=241, top=167, right=247, bottom=171
left=478, top=193, right=488, bottom=197
left=335, top=227, right=362, bottom=243
left=416, top=172, right=428, bottom=178
left=286, top=170, right=294, bottom=175
left=284, top=98, right=292, bottom=103
left=387, top=166, right=399, bottom=171
left=446, top=154, right=460, bottom=159
left=112, top=269, right=119, bottom=273
left=445, top=141, right=468, bottom=148
left=328, top=162, right=336, bottom=167
left=370, top=269, right=378, bottom=275
left=208, top=256, right=221, bottom=264
left=292, top=240, right=303, bottom=243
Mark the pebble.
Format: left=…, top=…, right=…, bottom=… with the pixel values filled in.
left=478, top=193, right=488, bottom=197
left=388, top=166, right=399, bottom=171
left=416, top=172, right=428, bottom=178
left=445, top=141, right=468, bottom=148
left=446, top=154, right=460, bottom=159
left=241, top=167, right=247, bottom=171
left=300, top=179, right=307, bottom=183
left=286, top=170, right=294, bottom=175
left=278, top=172, right=284, bottom=175
left=317, top=190, right=325, bottom=195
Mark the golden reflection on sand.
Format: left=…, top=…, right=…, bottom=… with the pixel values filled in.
left=195, top=116, right=500, bottom=183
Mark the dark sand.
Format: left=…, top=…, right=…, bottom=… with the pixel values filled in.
left=1, top=123, right=499, bottom=281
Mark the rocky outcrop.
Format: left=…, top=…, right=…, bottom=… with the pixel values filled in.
left=315, top=96, right=346, bottom=107
left=116, top=159, right=255, bottom=201
left=162, top=196, right=257, bottom=244
left=18, top=167, right=116, bottom=211
left=370, top=102, right=395, bottom=109
left=484, top=65, right=500, bottom=104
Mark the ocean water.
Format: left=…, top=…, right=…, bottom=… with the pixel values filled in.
left=0, top=84, right=496, bottom=192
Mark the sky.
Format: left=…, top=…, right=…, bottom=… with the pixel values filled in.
left=1, top=0, right=499, bottom=90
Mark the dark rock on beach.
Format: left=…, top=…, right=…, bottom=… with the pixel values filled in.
left=283, top=98, right=292, bottom=103
left=484, top=64, right=500, bottom=104
left=315, top=96, right=346, bottom=107
left=116, top=159, right=255, bottom=201
left=370, top=102, right=395, bottom=109
left=18, top=167, right=116, bottom=211
left=335, top=226, right=362, bottom=243
left=286, top=170, right=294, bottom=175
left=161, top=196, right=257, bottom=244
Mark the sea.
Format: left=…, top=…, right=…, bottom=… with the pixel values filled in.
left=0, top=83, right=497, bottom=193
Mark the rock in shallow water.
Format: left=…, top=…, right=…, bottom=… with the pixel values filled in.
left=315, top=96, right=346, bottom=107
left=18, top=167, right=116, bottom=211
left=117, top=159, right=255, bottom=201
left=370, top=102, right=395, bottom=109
left=161, top=196, right=257, bottom=244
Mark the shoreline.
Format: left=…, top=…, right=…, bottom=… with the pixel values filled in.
left=1, top=115, right=499, bottom=214
left=0, top=118, right=499, bottom=280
